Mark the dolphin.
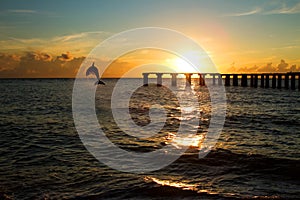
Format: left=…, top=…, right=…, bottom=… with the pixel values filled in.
left=86, top=62, right=106, bottom=85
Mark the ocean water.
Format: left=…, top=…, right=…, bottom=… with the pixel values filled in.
left=0, top=78, right=299, bottom=199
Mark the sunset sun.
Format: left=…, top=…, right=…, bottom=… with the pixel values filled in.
left=173, top=57, right=197, bottom=72
left=166, top=57, right=198, bottom=73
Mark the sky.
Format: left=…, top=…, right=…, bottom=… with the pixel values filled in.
left=0, top=0, right=300, bottom=78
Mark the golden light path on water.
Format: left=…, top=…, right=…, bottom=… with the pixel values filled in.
left=144, top=176, right=198, bottom=191
left=165, top=134, right=205, bottom=150
left=144, top=176, right=280, bottom=199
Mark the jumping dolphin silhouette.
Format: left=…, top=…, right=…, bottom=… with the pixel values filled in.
left=86, top=62, right=105, bottom=85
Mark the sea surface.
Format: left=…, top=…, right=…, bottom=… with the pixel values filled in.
left=0, top=78, right=299, bottom=199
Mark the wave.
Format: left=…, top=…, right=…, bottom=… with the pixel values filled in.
left=125, top=175, right=283, bottom=200
left=176, top=148, right=300, bottom=180
left=105, top=149, right=299, bottom=199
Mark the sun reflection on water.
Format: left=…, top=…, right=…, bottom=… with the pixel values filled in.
left=165, top=133, right=205, bottom=150
left=144, top=176, right=198, bottom=191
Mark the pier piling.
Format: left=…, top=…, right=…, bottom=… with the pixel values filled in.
left=218, top=75, right=223, bottom=85
left=284, top=74, right=289, bottom=89
left=254, top=75, right=258, bottom=88
left=198, top=74, right=204, bottom=86
left=233, top=74, right=238, bottom=86
left=291, top=74, right=295, bottom=90
left=272, top=75, right=276, bottom=89
left=265, top=75, right=270, bottom=88
left=298, top=74, right=300, bottom=90
left=277, top=75, right=282, bottom=89
left=212, top=75, right=216, bottom=85
left=225, top=75, right=230, bottom=86
left=171, top=73, right=178, bottom=87
left=241, top=74, right=247, bottom=87
left=143, top=73, right=149, bottom=86
left=185, top=73, right=192, bottom=86
left=250, top=75, right=254, bottom=87
left=261, top=75, right=265, bottom=88
left=156, top=73, right=163, bottom=87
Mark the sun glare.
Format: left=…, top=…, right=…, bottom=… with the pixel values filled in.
left=169, top=57, right=198, bottom=73
left=166, top=50, right=204, bottom=73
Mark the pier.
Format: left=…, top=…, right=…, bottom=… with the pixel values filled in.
left=142, top=72, right=300, bottom=90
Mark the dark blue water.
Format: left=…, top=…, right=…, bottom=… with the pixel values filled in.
left=0, top=78, right=299, bottom=199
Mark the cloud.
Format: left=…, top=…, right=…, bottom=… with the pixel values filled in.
left=0, top=50, right=144, bottom=78
left=0, top=31, right=111, bottom=56
left=7, top=9, right=37, bottom=14
left=53, top=31, right=109, bottom=42
left=0, top=37, right=50, bottom=52
left=225, top=7, right=262, bottom=17
left=271, top=45, right=299, bottom=51
left=9, top=37, right=45, bottom=44
left=0, top=51, right=85, bottom=78
left=277, top=59, right=288, bottom=72
left=225, top=2, right=300, bottom=17
left=224, top=60, right=299, bottom=73
left=54, top=33, right=88, bottom=42
left=0, top=53, right=21, bottom=71
left=0, top=52, right=20, bottom=61
left=257, top=62, right=276, bottom=72
left=290, top=64, right=299, bottom=72
left=266, top=2, right=300, bottom=14
left=24, top=51, right=52, bottom=62
left=57, top=52, right=73, bottom=61
left=0, top=9, right=57, bottom=17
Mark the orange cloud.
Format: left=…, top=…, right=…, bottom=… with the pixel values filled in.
left=57, top=52, right=73, bottom=61
left=0, top=51, right=85, bottom=78
left=0, top=53, right=21, bottom=72
left=224, top=59, right=299, bottom=73
left=24, top=51, right=52, bottom=62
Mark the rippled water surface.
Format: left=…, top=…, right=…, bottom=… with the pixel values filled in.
left=0, top=78, right=299, bottom=199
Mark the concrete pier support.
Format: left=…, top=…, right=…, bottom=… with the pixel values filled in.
left=171, top=73, right=177, bottom=87
left=291, top=74, right=295, bottom=90
left=212, top=75, right=216, bottom=85
left=225, top=75, right=230, bottom=86
left=156, top=73, right=163, bottom=87
left=277, top=75, right=282, bottom=89
left=250, top=75, right=254, bottom=87
left=233, top=74, right=238, bottom=86
left=265, top=75, right=270, bottom=88
left=254, top=75, right=258, bottom=88
left=198, top=74, right=206, bottom=86
left=241, top=74, right=247, bottom=87
left=261, top=75, right=265, bottom=88
left=272, top=75, right=276, bottom=89
left=298, top=75, right=300, bottom=90
left=143, top=73, right=149, bottom=86
left=218, top=75, right=223, bottom=85
left=185, top=73, right=192, bottom=86
left=284, top=74, right=289, bottom=89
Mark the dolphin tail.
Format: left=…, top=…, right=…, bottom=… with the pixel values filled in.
left=95, top=79, right=105, bottom=85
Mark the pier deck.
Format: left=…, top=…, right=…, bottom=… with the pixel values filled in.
left=142, top=72, right=300, bottom=90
